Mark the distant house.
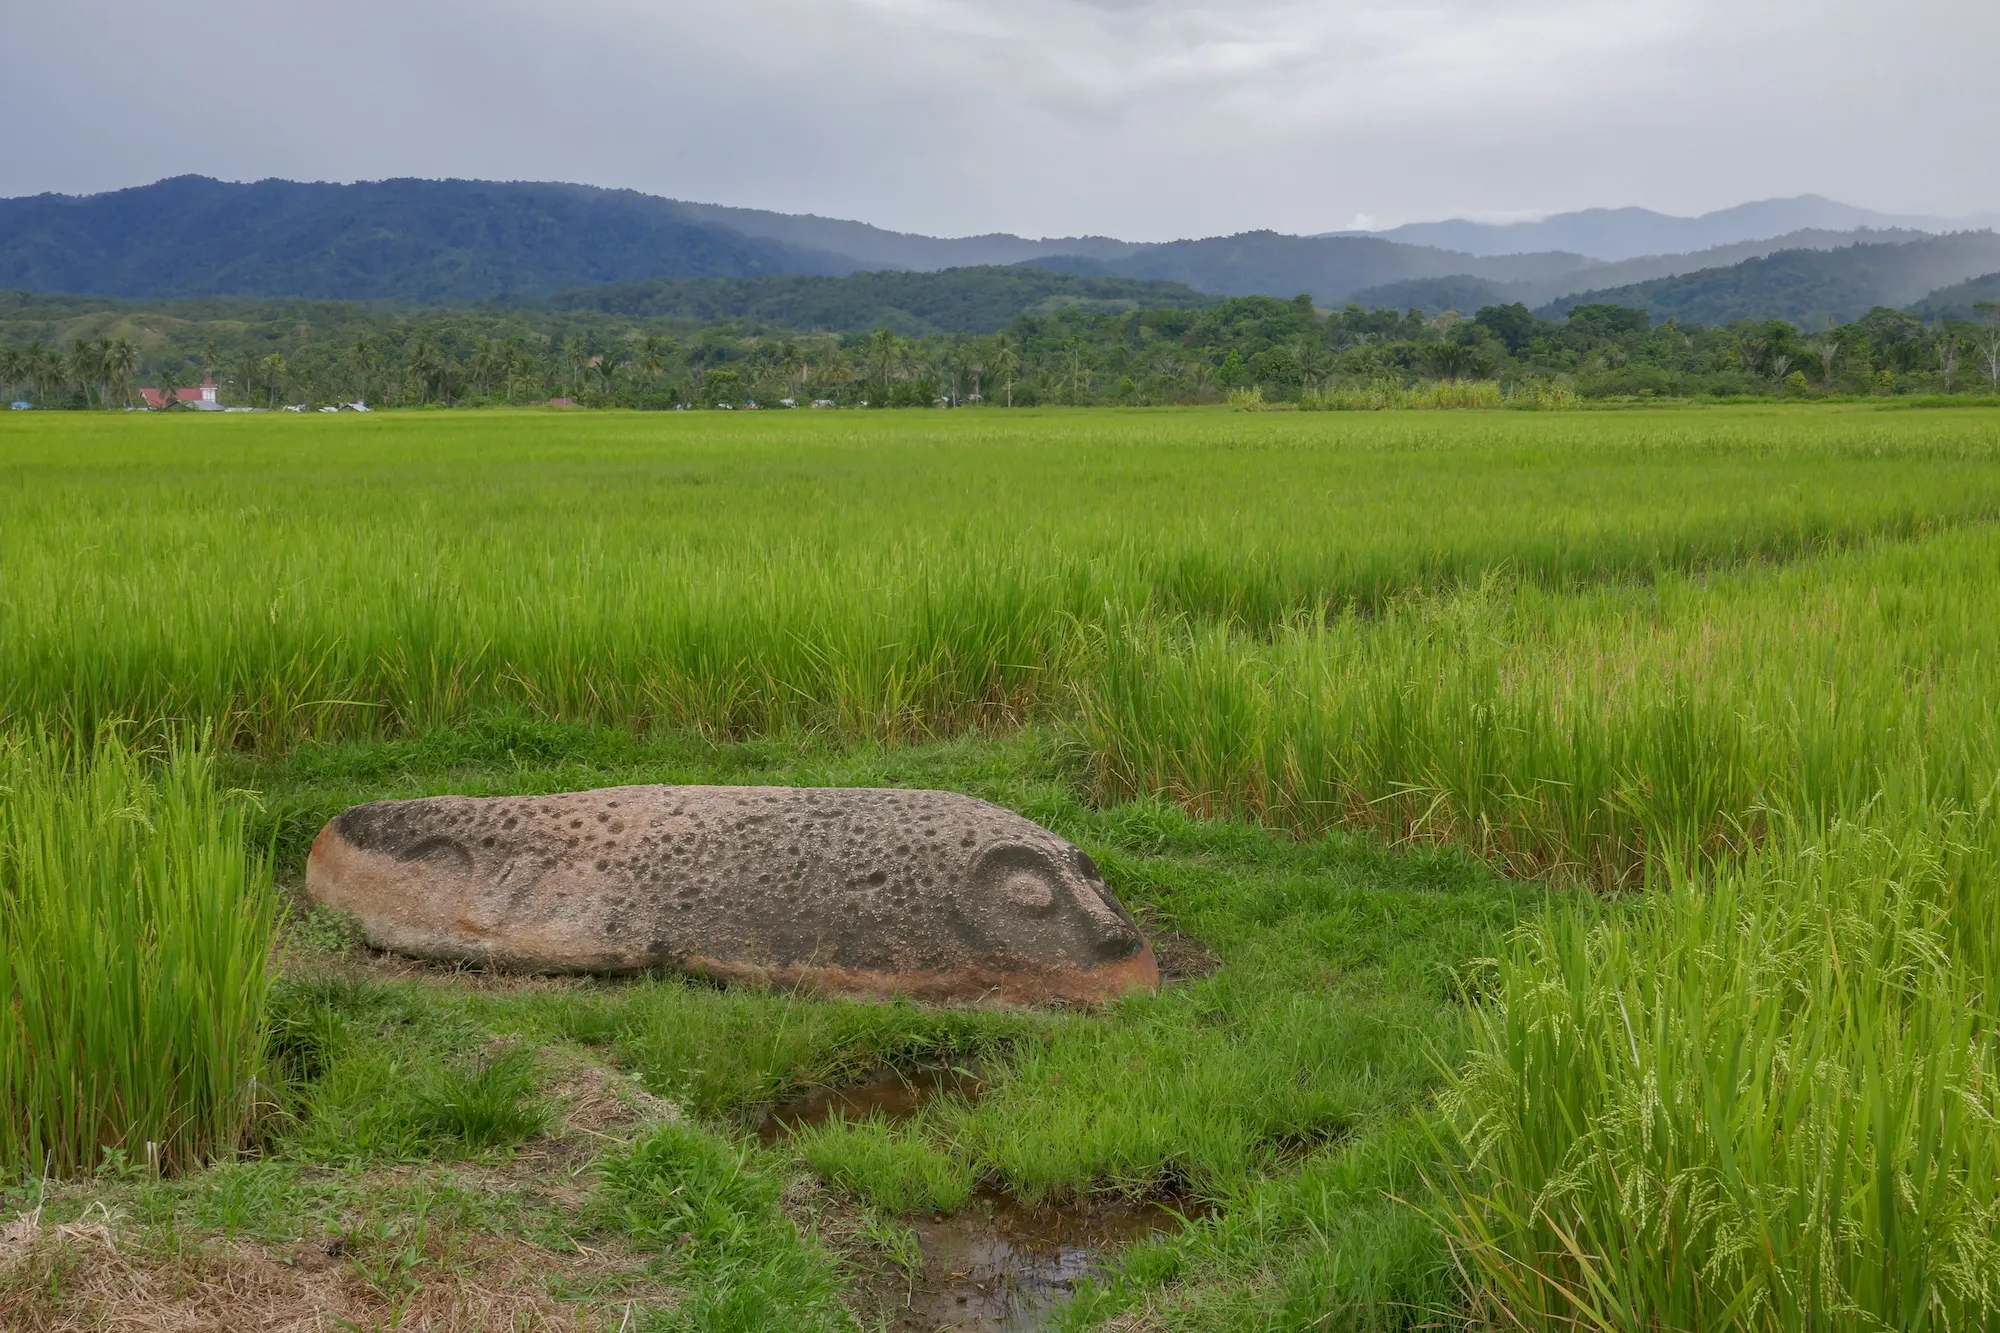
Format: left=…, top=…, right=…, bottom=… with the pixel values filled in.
left=137, top=377, right=222, bottom=410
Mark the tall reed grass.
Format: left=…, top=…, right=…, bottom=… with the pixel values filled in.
left=0, top=734, right=277, bottom=1178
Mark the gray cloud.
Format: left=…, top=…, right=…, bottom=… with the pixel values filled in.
left=4, top=0, right=1995, bottom=239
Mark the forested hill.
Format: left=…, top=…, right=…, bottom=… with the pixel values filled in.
left=536, top=267, right=1216, bottom=335
left=1023, top=232, right=1591, bottom=306
left=7, top=176, right=1992, bottom=321
left=0, top=176, right=1599, bottom=308
left=0, top=176, right=859, bottom=301
left=1911, top=271, right=2000, bottom=320
left=1539, top=232, right=2000, bottom=326
left=1350, top=195, right=1963, bottom=261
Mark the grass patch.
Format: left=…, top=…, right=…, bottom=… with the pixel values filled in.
left=234, top=726, right=1530, bottom=1326
left=790, top=1114, right=976, bottom=1215
left=599, top=1121, right=854, bottom=1333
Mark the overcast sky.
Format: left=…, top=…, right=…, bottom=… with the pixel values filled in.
left=4, top=0, right=1994, bottom=241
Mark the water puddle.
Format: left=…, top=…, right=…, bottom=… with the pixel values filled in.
left=756, top=1064, right=984, bottom=1145
left=757, top=1067, right=1203, bottom=1331
left=891, top=1188, right=1201, bottom=1332
left=760, top=1072, right=1200, bottom=1320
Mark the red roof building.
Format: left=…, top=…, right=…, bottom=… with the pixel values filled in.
left=138, top=378, right=221, bottom=410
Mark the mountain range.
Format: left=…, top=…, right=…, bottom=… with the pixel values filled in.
left=1539, top=232, right=2000, bottom=327
left=1341, top=196, right=1996, bottom=262
left=1, top=176, right=1997, bottom=330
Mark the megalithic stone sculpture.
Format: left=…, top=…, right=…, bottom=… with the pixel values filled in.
left=305, top=785, right=1161, bottom=1007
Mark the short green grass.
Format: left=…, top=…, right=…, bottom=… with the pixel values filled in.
left=223, top=724, right=1527, bottom=1328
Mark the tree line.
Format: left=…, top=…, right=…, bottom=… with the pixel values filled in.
left=6, top=292, right=1999, bottom=410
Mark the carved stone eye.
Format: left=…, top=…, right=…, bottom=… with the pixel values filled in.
left=972, top=843, right=1065, bottom=917
left=999, top=869, right=1055, bottom=913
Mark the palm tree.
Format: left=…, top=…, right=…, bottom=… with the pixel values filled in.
left=235, top=352, right=261, bottom=408
left=865, top=328, right=902, bottom=397
left=261, top=353, right=288, bottom=408
left=817, top=348, right=855, bottom=403
left=1060, top=337, right=1088, bottom=404
left=989, top=333, right=1020, bottom=407
left=1288, top=337, right=1331, bottom=396
left=407, top=339, right=444, bottom=405
left=593, top=352, right=623, bottom=400
left=348, top=336, right=378, bottom=405
left=470, top=339, right=503, bottom=397
left=27, top=343, right=66, bottom=404
left=563, top=338, right=592, bottom=398
left=497, top=340, right=529, bottom=405
left=1735, top=334, right=1769, bottom=376
left=105, top=338, right=139, bottom=407
left=0, top=346, right=24, bottom=403
left=69, top=338, right=102, bottom=407
left=637, top=336, right=669, bottom=381
left=95, top=337, right=116, bottom=404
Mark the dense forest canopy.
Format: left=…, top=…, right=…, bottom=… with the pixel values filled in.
left=1542, top=232, right=2000, bottom=326
left=5, top=280, right=1997, bottom=410
left=0, top=176, right=856, bottom=302
left=534, top=267, right=1218, bottom=335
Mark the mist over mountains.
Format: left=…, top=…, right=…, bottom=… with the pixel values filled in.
left=1, top=176, right=1997, bottom=331
left=1341, top=195, right=1990, bottom=262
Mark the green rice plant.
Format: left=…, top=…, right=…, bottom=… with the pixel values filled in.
left=1076, top=521, right=2000, bottom=889
left=0, top=733, right=277, bottom=1178
left=11, top=409, right=2000, bottom=749
left=1435, top=819, right=2000, bottom=1331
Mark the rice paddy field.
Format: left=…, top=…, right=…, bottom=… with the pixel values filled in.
left=4, top=405, right=2000, bottom=1331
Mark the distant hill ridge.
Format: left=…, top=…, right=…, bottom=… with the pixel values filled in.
left=1347, top=228, right=1945, bottom=315
left=1341, top=196, right=1992, bottom=262
left=0, top=176, right=867, bottom=302
left=1, top=176, right=1603, bottom=306
left=1, top=176, right=1993, bottom=323
left=1538, top=232, right=2000, bottom=327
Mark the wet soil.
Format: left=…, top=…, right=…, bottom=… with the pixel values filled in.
left=757, top=1064, right=986, bottom=1144
left=761, top=1067, right=1204, bottom=1330
left=889, top=1188, right=1201, bottom=1332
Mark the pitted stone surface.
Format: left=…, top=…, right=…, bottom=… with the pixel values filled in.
left=305, top=785, right=1160, bottom=1006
